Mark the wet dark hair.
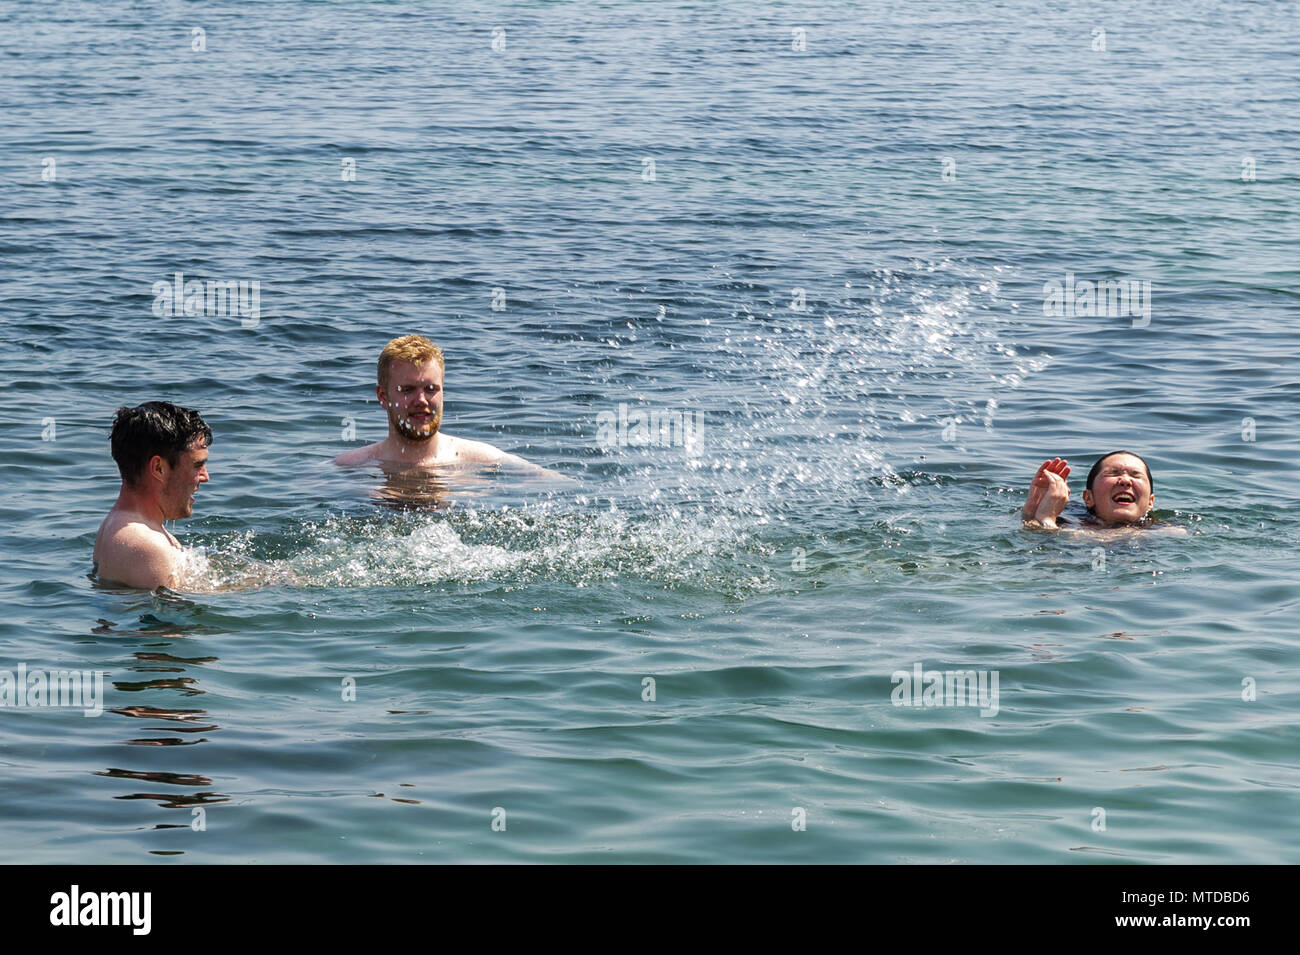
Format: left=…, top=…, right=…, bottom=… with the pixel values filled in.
left=1085, top=451, right=1153, bottom=514
left=110, top=402, right=212, bottom=486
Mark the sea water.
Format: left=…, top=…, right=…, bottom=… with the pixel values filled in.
left=0, top=0, right=1296, bottom=863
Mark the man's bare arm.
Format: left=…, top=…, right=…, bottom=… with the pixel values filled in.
left=454, top=437, right=561, bottom=473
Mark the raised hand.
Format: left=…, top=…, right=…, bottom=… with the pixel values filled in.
left=1023, top=458, right=1070, bottom=526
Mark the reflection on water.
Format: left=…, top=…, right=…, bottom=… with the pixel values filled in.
left=94, top=613, right=225, bottom=828
left=367, top=460, right=566, bottom=511
left=110, top=705, right=214, bottom=729
left=114, top=677, right=203, bottom=696
left=124, top=737, right=205, bottom=747
left=132, top=652, right=218, bottom=666
left=97, top=768, right=214, bottom=787
left=370, top=464, right=455, bottom=511
left=109, top=789, right=229, bottom=810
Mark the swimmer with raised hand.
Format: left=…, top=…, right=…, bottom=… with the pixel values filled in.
left=334, top=334, right=555, bottom=473
left=93, top=402, right=212, bottom=589
left=1022, top=457, right=1071, bottom=528
left=1022, top=451, right=1164, bottom=530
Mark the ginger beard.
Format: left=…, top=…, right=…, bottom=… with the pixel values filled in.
left=388, top=403, right=441, bottom=442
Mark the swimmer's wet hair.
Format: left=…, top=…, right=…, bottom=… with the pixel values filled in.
left=1085, top=451, right=1153, bottom=493
left=110, top=401, right=212, bottom=486
left=378, top=334, right=445, bottom=390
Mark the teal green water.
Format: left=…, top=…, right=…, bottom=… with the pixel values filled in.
left=1, top=0, right=1297, bottom=862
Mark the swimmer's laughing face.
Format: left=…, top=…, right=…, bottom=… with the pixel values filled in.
left=1083, top=453, right=1153, bottom=525
left=379, top=359, right=443, bottom=442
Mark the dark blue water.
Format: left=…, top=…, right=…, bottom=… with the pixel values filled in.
left=1, top=0, right=1297, bottom=862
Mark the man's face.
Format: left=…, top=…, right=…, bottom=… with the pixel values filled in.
left=1083, top=453, right=1153, bottom=525
left=159, top=441, right=210, bottom=520
left=379, top=359, right=444, bottom=442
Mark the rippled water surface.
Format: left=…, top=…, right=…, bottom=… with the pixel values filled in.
left=1, top=0, right=1297, bottom=863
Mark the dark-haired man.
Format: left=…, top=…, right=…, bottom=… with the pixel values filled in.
left=1022, top=451, right=1157, bottom=530
left=93, top=402, right=212, bottom=589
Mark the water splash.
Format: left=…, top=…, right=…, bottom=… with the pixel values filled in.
left=607, top=260, right=1050, bottom=507
left=192, top=503, right=778, bottom=593
left=183, top=259, right=1051, bottom=593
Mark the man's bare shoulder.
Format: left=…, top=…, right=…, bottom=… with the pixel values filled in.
left=444, top=434, right=510, bottom=464
left=97, top=510, right=166, bottom=545
left=94, top=516, right=180, bottom=589
left=334, top=442, right=385, bottom=466
left=334, top=434, right=554, bottom=472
